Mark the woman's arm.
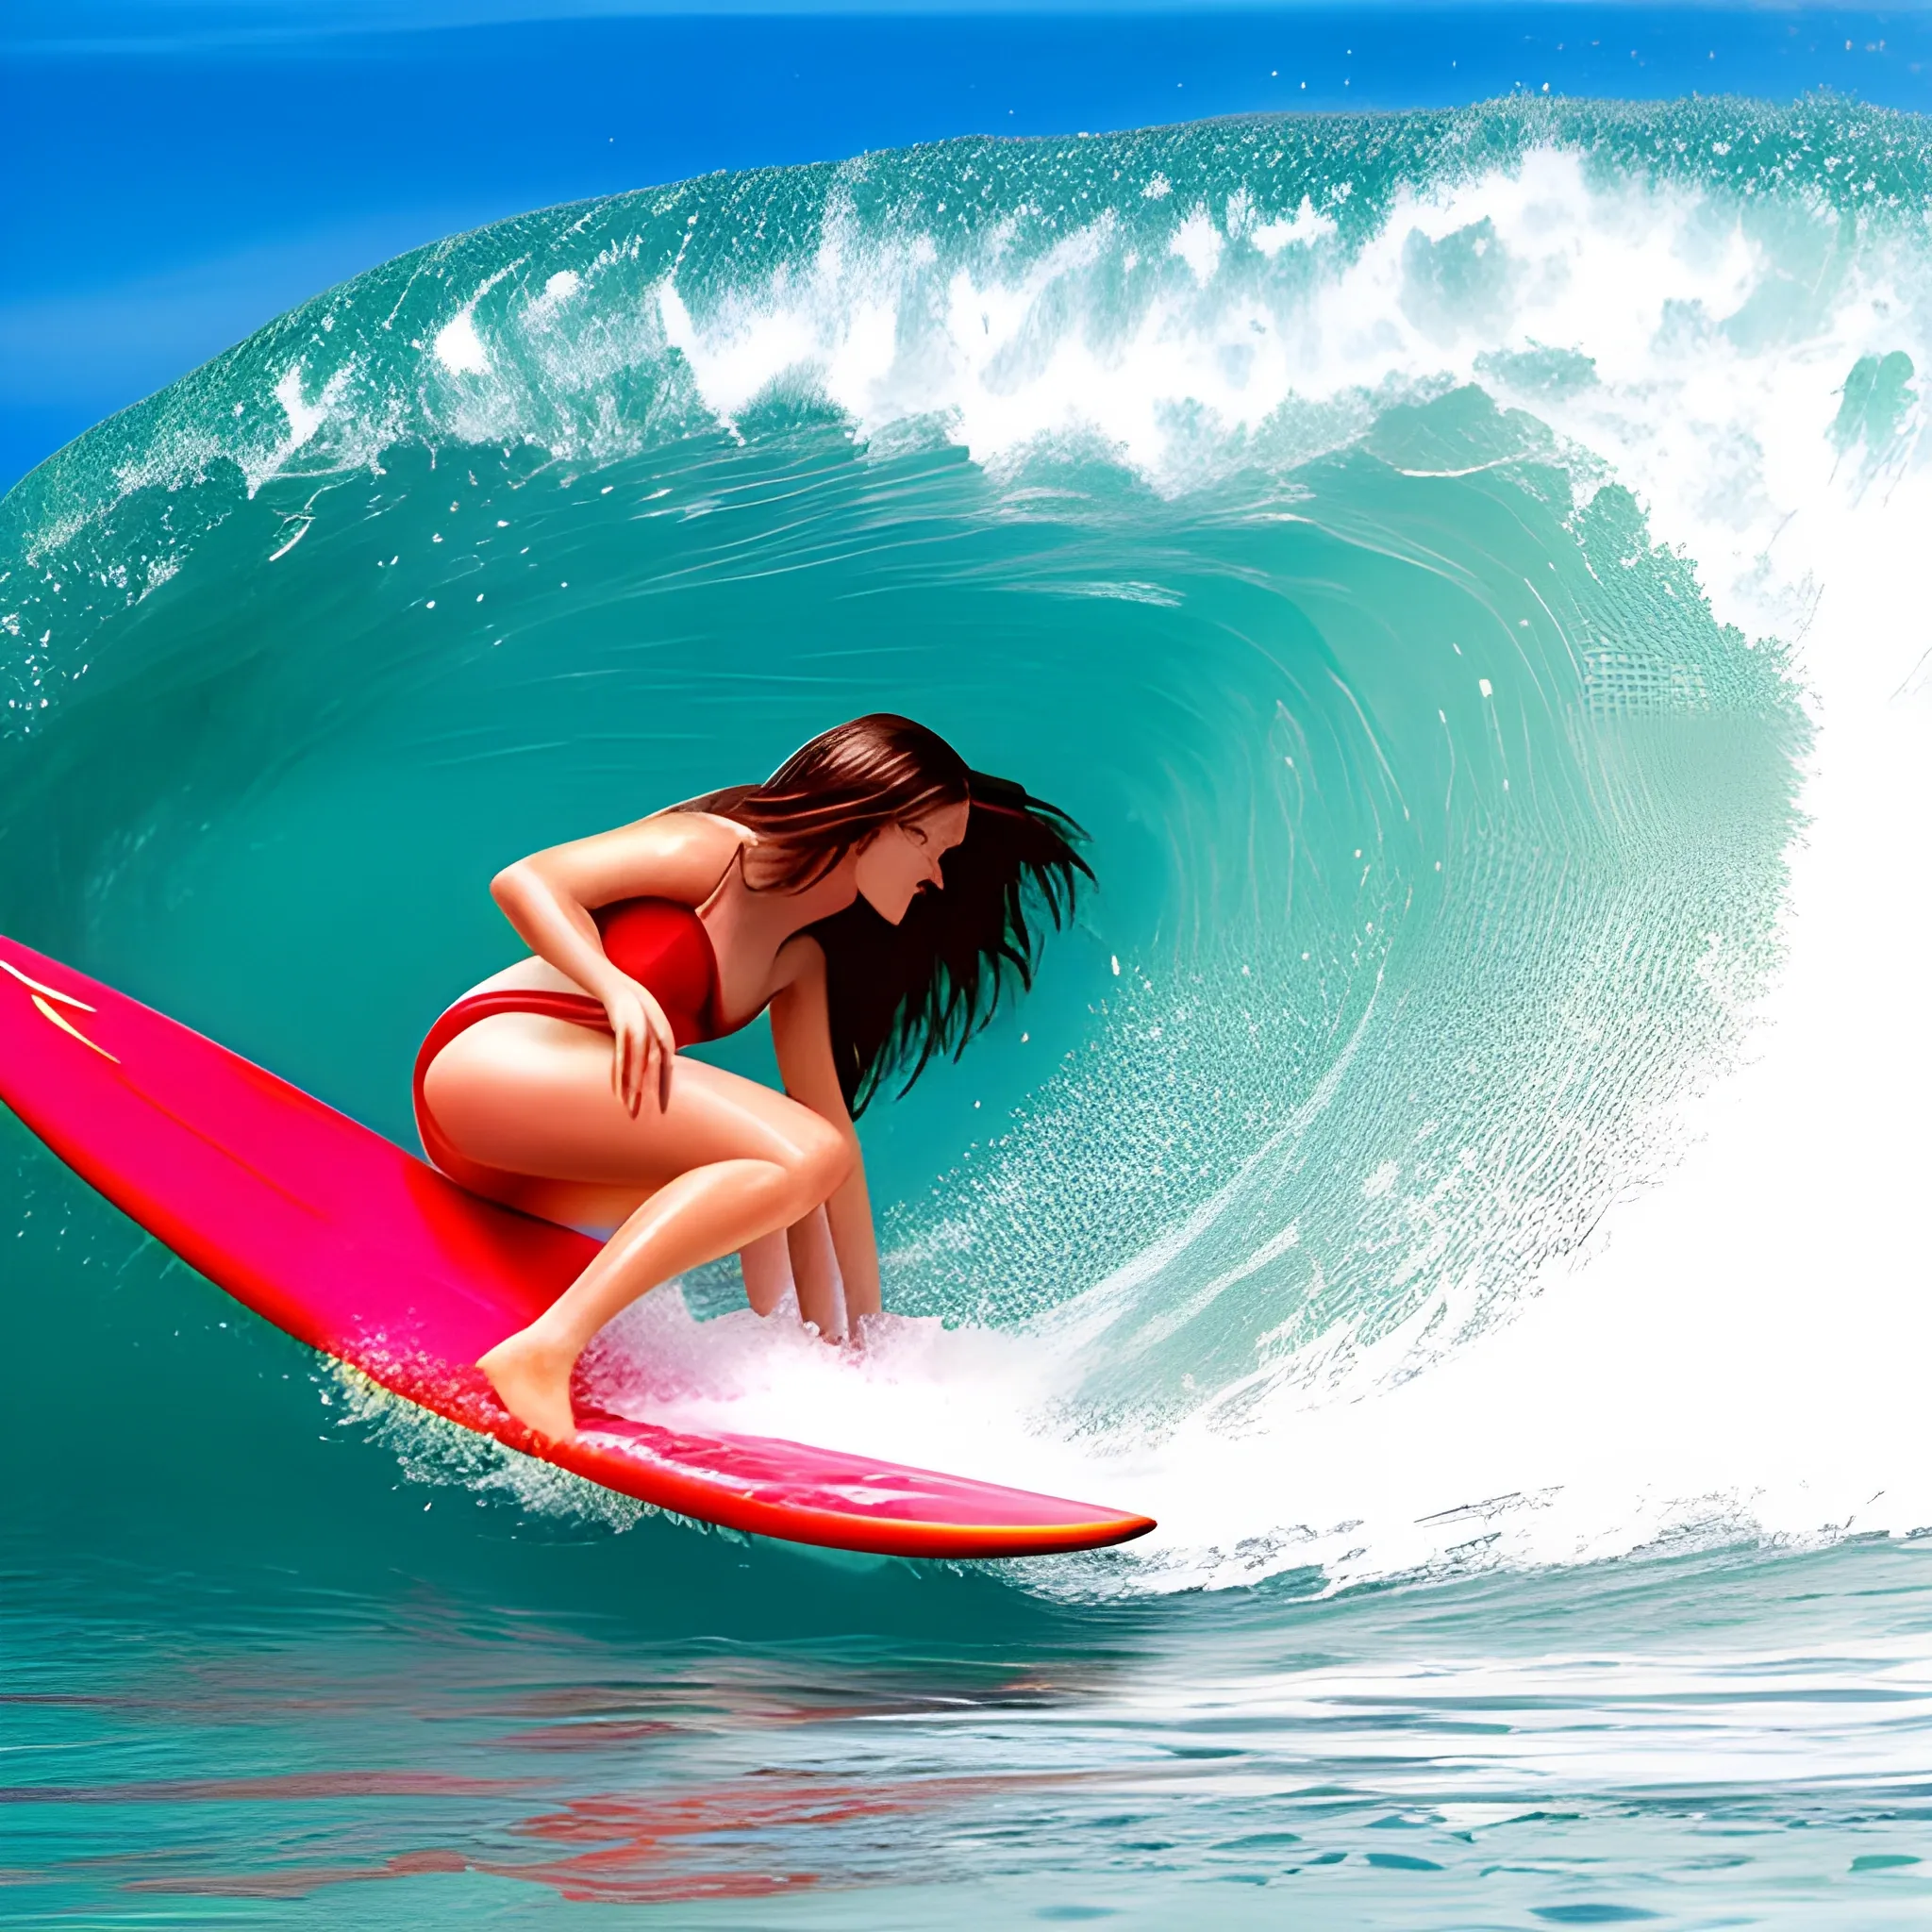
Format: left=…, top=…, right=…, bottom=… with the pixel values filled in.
left=767, top=939, right=882, bottom=1324
left=740, top=1209, right=847, bottom=1336
left=491, top=811, right=753, bottom=1114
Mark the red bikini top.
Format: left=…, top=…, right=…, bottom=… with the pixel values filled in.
left=592, top=896, right=727, bottom=1047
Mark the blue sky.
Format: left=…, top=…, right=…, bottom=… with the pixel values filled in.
left=6, top=5, right=1928, bottom=488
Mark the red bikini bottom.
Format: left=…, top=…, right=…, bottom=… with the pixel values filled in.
left=411, top=989, right=613, bottom=1179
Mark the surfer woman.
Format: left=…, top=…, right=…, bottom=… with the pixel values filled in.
left=414, top=713, right=1088, bottom=1442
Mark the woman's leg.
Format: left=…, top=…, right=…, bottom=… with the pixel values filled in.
left=423, top=1013, right=851, bottom=1438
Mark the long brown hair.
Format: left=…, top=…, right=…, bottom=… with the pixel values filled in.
left=676, top=714, right=1090, bottom=1113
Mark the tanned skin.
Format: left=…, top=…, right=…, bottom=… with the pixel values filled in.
left=420, top=801, right=970, bottom=1441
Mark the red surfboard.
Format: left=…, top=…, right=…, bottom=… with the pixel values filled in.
left=0, top=935, right=1152, bottom=1557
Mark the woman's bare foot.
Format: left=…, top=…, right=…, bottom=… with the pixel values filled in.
left=477, top=1329, right=579, bottom=1441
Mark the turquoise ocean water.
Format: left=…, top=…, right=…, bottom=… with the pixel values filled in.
left=7, top=93, right=1932, bottom=1923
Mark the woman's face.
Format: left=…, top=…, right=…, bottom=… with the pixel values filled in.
left=853, top=799, right=971, bottom=924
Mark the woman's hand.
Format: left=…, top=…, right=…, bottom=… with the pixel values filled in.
left=604, top=976, right=677, bottom=1114
left=489, top=815, right=755, bottom=1110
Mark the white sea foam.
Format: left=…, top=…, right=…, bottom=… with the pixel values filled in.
left=254, top=361, right=351, bottom=493
left=432, top=307, right=491, bottom=376
left=629, top=145, right=1898, bottom=523
left=1250, top=197, right=1338, bottom=257
left=577, top=1289, right=1121, bottom=1515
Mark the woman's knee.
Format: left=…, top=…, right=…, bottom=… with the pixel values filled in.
left=784, top=1114, right=853, bottom=1210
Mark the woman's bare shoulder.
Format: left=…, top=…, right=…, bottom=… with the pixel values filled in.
left=510, top=806, right=757, bottom=908
left=772, top=931, right=827, bottom=991
left=658, top=809, right=760, bottom=849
